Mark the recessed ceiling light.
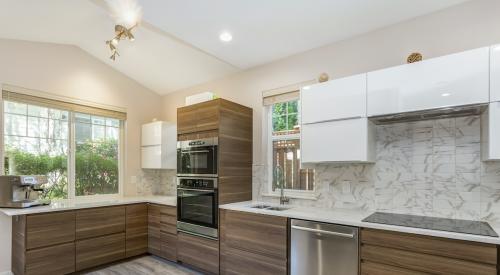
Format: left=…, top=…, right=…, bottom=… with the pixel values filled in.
left=219, top=31, right=233, bottom=42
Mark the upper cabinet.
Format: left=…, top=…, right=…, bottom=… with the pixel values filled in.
left=301, top=73, right=367, bottom=123
left=177, top=100, right=219, bottom=134
left=141, top=121, right=177, bottom=169
left=367, top=47, right=490, bottom=117
left=491, top=44, right=500, bottom=102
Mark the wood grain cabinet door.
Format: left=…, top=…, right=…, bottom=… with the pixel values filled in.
left=76, top=206, right=125, bottom=240
left=177, top=232, right=219, bottom=274
left=25, top=242, right=75, bottom=275
left=160, top=231, right=178, bottom=262
left=177, top=104, right=199, bottom=134
left=195, top=100, right=220, bottom=132
left=26, top=211, right=75, bottom=249
left=148, top=204, right=162, bottom=256
left=125, top=204, right=148, bottom=257
left=75, top=232, right=126, bottom=271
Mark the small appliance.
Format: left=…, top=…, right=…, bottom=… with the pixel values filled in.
left=0, top=175, right=50, bottom=208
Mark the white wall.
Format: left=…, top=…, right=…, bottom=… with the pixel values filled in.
left=0, top=38, right=164, bottom=273
left=162, top=0, right=500, bottom=165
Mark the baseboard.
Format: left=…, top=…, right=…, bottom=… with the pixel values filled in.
left=0, top=271, right=13, bottom=275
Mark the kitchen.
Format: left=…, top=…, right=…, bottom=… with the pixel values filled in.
left=1, top=0, right=500, bottom=274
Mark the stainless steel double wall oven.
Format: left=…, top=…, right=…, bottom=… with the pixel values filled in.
left=176, top=137, right=219, bottom=239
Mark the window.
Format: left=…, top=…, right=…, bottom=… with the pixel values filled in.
left=268, top=99, right=314, bottom=193
left=3, top=94, right=124, bottom=200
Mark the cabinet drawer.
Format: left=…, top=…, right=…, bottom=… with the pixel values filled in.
left=361, top=244, right=496, bottom=275
left=361, top=260, right=427, bottom=275
left=177, top=232, right=219, bottom=274
left=76, top=232, right=125, bottom=271
left=220, top=209, right=287, bottom=259
left=161, top=232, right=178, bottom=262
left=26, top=211, right=75, bottom=249
left=76, top=206, right=125, bottom=240
left=160, top=205, right=177, bottom=216
left=361, top=228, right=497, bottom=265
left=25, top=242, right=75, bottom=275
left=221, top=246, right=287, bottom=275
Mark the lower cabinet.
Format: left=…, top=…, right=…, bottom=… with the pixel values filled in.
left=219, top=209, right=288, bottom=275
left=148, top=203, right=178, bottom=261
left=360, top=228, right=498, bottom=275
left=75, top=232, right=126, bottom=271
left=177, top=232, right=219, bottom=274
left=25, top=242, right=75, bottom=275
left=126, top=204, right=148, bottom=257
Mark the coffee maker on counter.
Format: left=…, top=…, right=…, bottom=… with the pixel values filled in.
left=0, top=175, right=51, bottom=208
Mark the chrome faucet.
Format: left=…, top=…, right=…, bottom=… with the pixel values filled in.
left=273, top=165, right=289, bottom=205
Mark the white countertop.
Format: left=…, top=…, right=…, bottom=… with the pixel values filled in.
left=220, top=201, right=500, bottom=245
left=0, top=195, right=176, bottom=216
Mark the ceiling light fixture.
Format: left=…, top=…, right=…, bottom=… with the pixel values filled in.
left=105, top=0, right=142, bottom=60
left=219, top=31, right=233, bottom=42
left=106, top=24, right=137, bottom=60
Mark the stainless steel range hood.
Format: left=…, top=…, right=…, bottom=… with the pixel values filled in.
left=369, top=103, right=488, bottom=125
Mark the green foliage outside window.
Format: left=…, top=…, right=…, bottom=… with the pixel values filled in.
left=272, top=100, right=299, bottom=134
left=4, top=139, right=118, bottom=199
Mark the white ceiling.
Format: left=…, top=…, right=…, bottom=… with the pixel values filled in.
left=0, top=0, right=471, bottom=95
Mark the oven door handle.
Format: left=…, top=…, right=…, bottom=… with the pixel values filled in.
left=178, top=188, right=215, bottom=193
left=181, top=150, right=210, bottom=154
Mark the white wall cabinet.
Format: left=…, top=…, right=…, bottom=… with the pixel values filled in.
left=491, top=44, right=500, bottom=102
left=301, top=73, right=367, bottom=124
left=481, top=102, right=500, bottom=161
left=301, top=118, right=375, bottom=163
left=367, top=47, right=490, bottom=117
left=141, top=121, right=177, bottom=169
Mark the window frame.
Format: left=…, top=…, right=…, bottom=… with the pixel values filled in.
left=1, top=99, right=124, bottom=201
left=264, top=102, right=317, bottom=200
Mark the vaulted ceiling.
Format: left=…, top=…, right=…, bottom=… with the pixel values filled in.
left=0, top=0, right=471, bottom=95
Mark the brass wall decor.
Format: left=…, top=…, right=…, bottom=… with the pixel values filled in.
left=407, top=52, right=423, bottom=63
left=105, top=24, right=137, bottom=61
left=318, top=73, right=329, bottom=83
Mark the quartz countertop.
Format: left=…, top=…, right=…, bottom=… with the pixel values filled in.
left=0, top=195, right=176, bottom=216
left=220, top=201, right=500, bottom=245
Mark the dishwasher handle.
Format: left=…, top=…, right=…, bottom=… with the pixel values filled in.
left=291, top=225, right=355, bottom=239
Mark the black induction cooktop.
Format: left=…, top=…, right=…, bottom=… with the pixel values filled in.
left=362, top=212, right=498, bottom=237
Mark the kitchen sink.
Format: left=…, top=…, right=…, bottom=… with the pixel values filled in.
left=249, top=204, right=290, bottom=211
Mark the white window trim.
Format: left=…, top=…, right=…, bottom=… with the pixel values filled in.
left=0, top=97, right=124, bottom=201
left=262, top=105, right=318, bottom=200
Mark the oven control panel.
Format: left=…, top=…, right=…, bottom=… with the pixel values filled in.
left=178, top=178, right=217, bottom=189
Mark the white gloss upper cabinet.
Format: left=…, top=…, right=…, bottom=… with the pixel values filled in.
left=301, top=74, right=367, bottom=123
left=481, top=102, right=500, bottom=161
left=367, top=47, right=490, bottom=117
left=141, top=121, right=177, bottom=169
left=301, top=118, right=375, bottom=163
left=491, top=44, right=500, bottom=102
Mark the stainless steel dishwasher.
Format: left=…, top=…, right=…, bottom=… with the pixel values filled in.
left=290, top=219, right=359, bottom=275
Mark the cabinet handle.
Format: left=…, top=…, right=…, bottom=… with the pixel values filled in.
left=291, top=225, right=355, bottom=238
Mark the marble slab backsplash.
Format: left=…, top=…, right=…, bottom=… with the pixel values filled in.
left=136, top=169, right=177, bottom=196
left=254, top=116, right=500, bottom=222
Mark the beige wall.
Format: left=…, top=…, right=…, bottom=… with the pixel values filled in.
left=162, top=0, right=500, bottom=165
left=0, top=38, right=164, bottom=196
left=0, top=38, right=164, bottom=272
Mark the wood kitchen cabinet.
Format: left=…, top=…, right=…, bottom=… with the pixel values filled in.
left=177, top=232, right=219, bottom=274
left=360, top=228, right=498, bottom=275
left=76, top=205, right=126, bottom=239
left=148, top=203, right=178, bottom=261
left=219, top=209, right=288, bottom=275
left=126, top=203, right=148, bottom=257
left=76, top=232, right=126, bottom=271
left=178, top=99, right=253, bottom=205
left=12, top=211, right=76, bottom=275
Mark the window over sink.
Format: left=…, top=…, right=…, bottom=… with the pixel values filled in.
left=264, top=86, right=315, bottom=198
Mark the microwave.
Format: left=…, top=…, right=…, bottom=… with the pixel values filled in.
left=177, top=137, right=218, bottom=177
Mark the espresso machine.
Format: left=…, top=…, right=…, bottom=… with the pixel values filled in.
left=0, top=175, right=51, bottom=208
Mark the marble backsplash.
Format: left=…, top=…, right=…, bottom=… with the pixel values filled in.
left=139, top=115, right=500, bottom=221
left=254, top=116, right=500, bottom=222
